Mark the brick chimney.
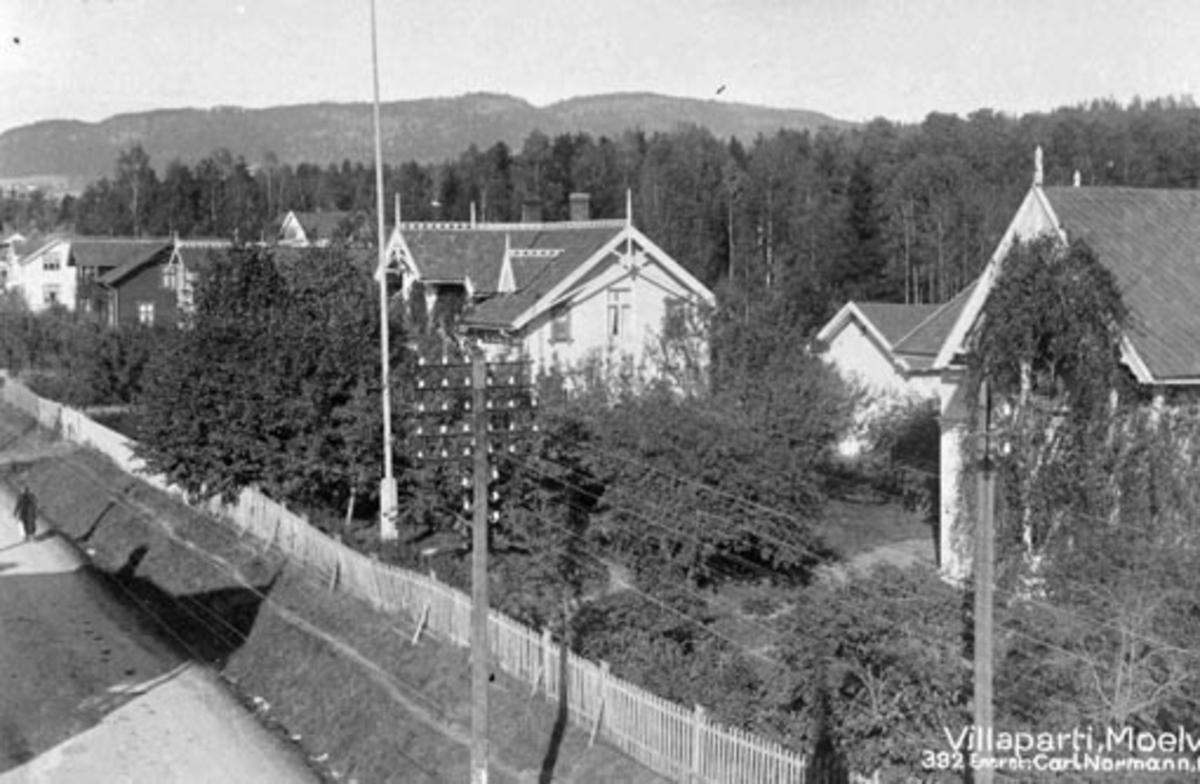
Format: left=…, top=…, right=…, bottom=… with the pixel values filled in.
left=569, top=192, right=591, bottom=222
left=521, top=198, right=543, bottom=223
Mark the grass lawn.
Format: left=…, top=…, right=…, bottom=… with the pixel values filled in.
left=816, top=496, right=933, bottom=559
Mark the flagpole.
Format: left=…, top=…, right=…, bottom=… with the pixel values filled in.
left=370, top=0, right=398, bottom=541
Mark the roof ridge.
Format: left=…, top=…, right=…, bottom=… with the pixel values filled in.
left=400, top=219, right=625, bottom=232
left=893, top=279, right=979, bottom=351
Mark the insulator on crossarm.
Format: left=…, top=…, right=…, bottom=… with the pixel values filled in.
left=418, top=379, right=426, bottom=389
left=415, top=426, right=424, bottom=436
left=490, top=467, right=499, bottom=481
left=490, top=490, right=500, bottom=503
left=462, top=423, right=470, bottom=433
left=416, top=402, right=425, bottom=413
left=461, top=476, right=471, bottom=488
left=442, top=378, right=450, bottom=388
left=463, top=446, right=471, bottom=456
left=442, top=402, right=450, bottom=412
left=439, top=425, right=448, bottom=434
left=531, top=423, right=540, bottom=433
left=489, top=511, right=499, bottom=523
left=463, top=499, right=471, bottom=512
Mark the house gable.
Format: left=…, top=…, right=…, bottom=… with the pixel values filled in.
left=935, top=184, right=1200, bottom=385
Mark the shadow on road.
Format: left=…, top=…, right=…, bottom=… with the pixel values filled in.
left=101, top=544, right=283, bottom=668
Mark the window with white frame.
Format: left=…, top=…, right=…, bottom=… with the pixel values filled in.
left=43, top=284, right=60, bottom=305
left=607, top=288, right=631, bottom=338
left=162, top=263, right=178, bottom=290
left=138, top=302, right=155, bottom=325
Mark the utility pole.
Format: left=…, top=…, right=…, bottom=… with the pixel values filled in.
left=469, top=347, right=489, bottom=784
left=974, top=379, right=995, bottom=784
left=411, top=348, right=536, bottom=784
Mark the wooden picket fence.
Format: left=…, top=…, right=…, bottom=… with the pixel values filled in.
left=0, top=374, right=873, bottom=784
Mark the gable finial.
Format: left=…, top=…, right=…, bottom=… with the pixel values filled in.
left=625, top=189, right=633, bottom=228
left=1073, top=170, right=1081, bottom=188
left=394, top=192, right=401, bottom=227
left=1034, top=146, right=1044, bottom=187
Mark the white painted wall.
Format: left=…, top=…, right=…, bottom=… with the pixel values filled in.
left=518, top=258, right=698, bottom=381
left=824, top=320, right=937, bottom=456
left=938, top=375, right=972, bottom=582
left=8, top=241, right=75, bottom=311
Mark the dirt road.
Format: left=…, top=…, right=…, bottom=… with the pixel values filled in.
left=0, top=483, right=319, bottom=783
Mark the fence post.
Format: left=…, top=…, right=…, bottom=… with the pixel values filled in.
left=691, top=704, right=707, bottom=783
left=541, top=627, right=553, bottom=701
left=589, top=660, right=609, bottom=747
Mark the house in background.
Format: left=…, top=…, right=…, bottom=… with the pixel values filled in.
left=385, top=192, right=715, bottom=380
left=925, top=153, right=1200, bottom=579
left=816, top=300, right=942, bottom=455
left=7, top=236, right=171, bottom=313
left=277, top=210, right=362, bottom=247
left=99, top=238, right=232, bottom=326
left=1, top=232, right=30, bottom=287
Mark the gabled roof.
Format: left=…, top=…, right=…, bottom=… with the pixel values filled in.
left=70, top=238, right=171, bottom=270
left=854, top=303, right=942, bottom=346
left=398, top=221, right=624, bottom=292
left=938, top=185, right=1200, bottom=383
left=1043, top=187, right=1200, bottom=382
left=98, top=239, right=231, bottom=286
left=281, top=211, right=356, bottom=242
left=892, top=280, right=980, bottom=370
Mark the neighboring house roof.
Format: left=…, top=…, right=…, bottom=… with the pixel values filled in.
left=398, top=223, right=622, bottom=293
left=816, top=300, right=940, bottom=370
left=280, top=211, right=356, bottom=243
left=937, top=185, right=1200, bottom=384
left=892, top=280, right=980, bottom=370
left=855, top=303, right=942, bottom=346
left=99, top=239, right=231, bottom=286
left=70, top=238, right=171, bottom=270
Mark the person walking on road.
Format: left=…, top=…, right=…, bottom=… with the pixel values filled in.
left=15, top=483, right=38, bottom=541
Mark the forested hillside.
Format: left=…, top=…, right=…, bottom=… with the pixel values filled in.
left=0, top=92, right=847, bottom=182
left=6, top=96, right=1200, bottom=331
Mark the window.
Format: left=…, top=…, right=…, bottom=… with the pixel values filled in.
left=162, top=264, right=178, bottom=290
left=43, top=285, right=60, bottom=305
left=550, top=305, right=571, bottom=343
left=138, top=302, right=155, bottom=325
left=42, top=257, right=60, bottom=271
left=607, top=289, right=631, bottom=338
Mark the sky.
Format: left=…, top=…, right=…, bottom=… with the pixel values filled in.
left=2, top=0, right=1199, bottom=133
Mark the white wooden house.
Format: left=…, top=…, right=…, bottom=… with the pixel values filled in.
left=6, top=236, right=170, bottom=313
left=277, top=210, right=359, bottom=247
left=383, top=193, right=715, bottom=381
left=929, top=154, right=1200, bottom=578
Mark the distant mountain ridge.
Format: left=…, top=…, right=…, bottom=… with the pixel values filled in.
left=0, top=92, right=851, bottom=186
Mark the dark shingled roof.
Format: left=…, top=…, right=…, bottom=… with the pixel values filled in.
left=855, top=302, right=942, bottom=346
left=1042, top=186, right=1200, bottom=381
left=71, top=238, right=171, bottom=270
left=397, top=222, right=624, bottom=329
left=893, top=279, right=979, bottom=369
left=287, top=211, right=355, bottom=240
